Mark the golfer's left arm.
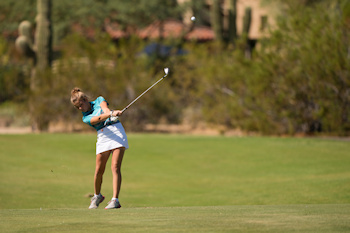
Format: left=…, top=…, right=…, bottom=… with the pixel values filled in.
left=89, top=101, right=122, bottom=125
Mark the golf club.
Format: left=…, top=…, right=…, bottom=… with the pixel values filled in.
left=121, top=67, right=169, bottom=113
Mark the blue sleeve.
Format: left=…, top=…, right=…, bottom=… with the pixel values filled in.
left=81, top=96, right=108, bottom=127
left=96, top=96, right=108, bottom=107
left=82, top=115, right=93, bottom=126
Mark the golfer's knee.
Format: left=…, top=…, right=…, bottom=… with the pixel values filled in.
left=111, top=163, right=121, bottom=174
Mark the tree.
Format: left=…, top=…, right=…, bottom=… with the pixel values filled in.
left=254, top=0, right=350, bottom=134
left=106, top=0, right=181, bottom=29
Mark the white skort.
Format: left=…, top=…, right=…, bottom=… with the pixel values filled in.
left=96, top=122, right=129, bottom=155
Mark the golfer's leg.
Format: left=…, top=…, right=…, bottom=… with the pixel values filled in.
left=111, top=148, right=125, bottom=198
left=94, top=151, right=110, bottom=195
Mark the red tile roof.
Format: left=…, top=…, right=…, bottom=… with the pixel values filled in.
left=185, top=26, right=215, bottom=41
left=137, top=20, right=184, bottom=39
left=104, top=19, right=130, bottom=38
left=104, top=19, right=215, bottom=41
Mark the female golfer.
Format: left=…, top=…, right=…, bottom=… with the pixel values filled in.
left=70, top=87, right=128, bottom=209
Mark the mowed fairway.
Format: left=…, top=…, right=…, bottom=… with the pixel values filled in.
left=0, top=133, right=349, bottom=232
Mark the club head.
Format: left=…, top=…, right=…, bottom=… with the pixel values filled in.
left=164, top=67, right=169, bottom=77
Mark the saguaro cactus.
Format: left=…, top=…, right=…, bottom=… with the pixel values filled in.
left=243, top=7, right=252, bottom=37
left=242, top=7, right=252, bottom=58
left=15, top=0, right=52, bottom=83
left=35, top=0, right=53, bottom=72
left=15, top=21, right=35, bottom=58
left=15, top=0, right=52, bottom=131
left=16, top=0, right=52, bottom=86
left=211, top=0, right=223, bottom=42
left=228, top=0, right=237, bottom=45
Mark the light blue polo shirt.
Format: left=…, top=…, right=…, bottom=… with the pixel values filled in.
left=82, top=96, right=119, bottom=131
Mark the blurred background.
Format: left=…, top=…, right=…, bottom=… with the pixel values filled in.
left=0, top=0, right=349, bottom=136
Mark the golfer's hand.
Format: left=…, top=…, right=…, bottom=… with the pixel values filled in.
left=113, top=110, right=123, bottom=117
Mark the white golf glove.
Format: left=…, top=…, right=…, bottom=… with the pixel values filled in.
left=110, top=110, right=119, bottom=122
left=110, top=116, right=119, bottom=122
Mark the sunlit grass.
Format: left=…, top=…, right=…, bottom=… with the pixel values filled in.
left=0, top=134, right=349, bottom=232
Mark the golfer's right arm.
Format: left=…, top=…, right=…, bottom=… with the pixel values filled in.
left=89, top=101, right=122, bottom=125
left=90, top=112, right=110, bottom=125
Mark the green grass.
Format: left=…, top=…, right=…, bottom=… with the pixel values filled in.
left=0, top=134, right=350, bottom=232
left=1, top=205, right=349, bottom=233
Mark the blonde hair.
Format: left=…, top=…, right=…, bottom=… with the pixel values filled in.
left=70, top=87, right=89, bottom=105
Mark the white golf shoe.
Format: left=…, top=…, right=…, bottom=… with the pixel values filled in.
left=89, top=194, right=105, bottom=209
left=105, top=199, right=121, bottom=209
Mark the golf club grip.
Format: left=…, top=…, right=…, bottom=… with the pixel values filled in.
left=121, top=75, right=166, bottom=113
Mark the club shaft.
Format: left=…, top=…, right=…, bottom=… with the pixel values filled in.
left=122, top=75, right=166, bottom=113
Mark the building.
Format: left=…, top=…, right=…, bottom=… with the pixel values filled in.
left=178, top=0, right=277, bottom=40
left=105, top=0, right=277, bottom=41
